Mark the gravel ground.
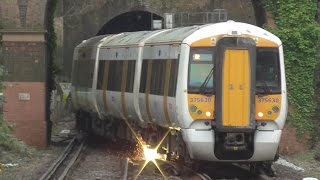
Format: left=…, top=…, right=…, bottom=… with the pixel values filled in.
left=1, top=141, right=319, bottom=180
left=283, top=152, right=320, bottom=179
left=0, top=145, right=65, bottom=180
left=66, top=138, right=167, bottom=180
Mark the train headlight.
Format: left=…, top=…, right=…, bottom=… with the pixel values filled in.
left=258, top=112, right=264, bottom=118
left=190, top=105, right=197, bottom=112
left=197, top=110, right=202, bottom=115
left=267, top=111, right=272, bottom=116
left=206, top=111, right=211, bottom=117
left=193, top=54, right=201, bottom=60
left=272, top=106, right=280, bottom=113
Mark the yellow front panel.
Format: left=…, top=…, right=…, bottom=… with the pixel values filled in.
left=188, top=94, right=215, bottom=120
left=256, top=95, right=282, bottom=121
left=223, top=50, right=250, bottom=127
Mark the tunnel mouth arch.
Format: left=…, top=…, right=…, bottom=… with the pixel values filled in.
left=97, top=10, right=163, bottom=35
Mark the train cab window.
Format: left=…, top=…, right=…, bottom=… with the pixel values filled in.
left=188, top=48, right=215, bottom=94
left=256, top=48, right=281, bottom=94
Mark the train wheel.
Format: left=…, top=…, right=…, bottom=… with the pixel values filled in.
left=75, top=110, right=83, bottom=132
left=262, top=162, right=276, bottom=177
left=249, top=162, right=261, bottom=174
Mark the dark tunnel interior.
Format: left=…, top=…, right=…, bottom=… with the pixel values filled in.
left=97, top=11, right=163, bottom=35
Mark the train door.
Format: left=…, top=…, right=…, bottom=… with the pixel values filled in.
left=214, top=37, right=256, bottom=130
left=222, top=49, right=250, bottom=127
left=213, top=37, right=256, bottom=160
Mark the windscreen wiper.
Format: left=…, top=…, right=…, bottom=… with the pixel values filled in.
left=199, top=67, right=214, bottom=95
left=256, top=81, right=271, bottom=96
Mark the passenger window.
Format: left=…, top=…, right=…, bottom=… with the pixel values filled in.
left=96, top=61, right=105, bottom=89
left=169, top=59, right=179, bottom=97
left=140, top=59, right=179, bottom=97
left=150, top=60, right=166, bottom=95
left=125, top=60, right=136, bottom=92
left=107, top=61, right=123, bottom=91
left=139, top=60, right=148, bottom=93
left=76, top=60, right=94, bottom=88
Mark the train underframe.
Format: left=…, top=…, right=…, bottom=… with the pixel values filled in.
left=75, top=110, right=277, bottom=176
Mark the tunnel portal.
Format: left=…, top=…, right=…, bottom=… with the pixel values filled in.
left=97, top=10, right=163, bottom=35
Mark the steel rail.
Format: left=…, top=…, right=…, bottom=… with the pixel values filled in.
left=39, top=137, right=85, bottom=180
left=58, top=138, right=86, bottom=180
left=39, top=137, right=77, bottom=180
left=195, top=173, right=212, bottom=180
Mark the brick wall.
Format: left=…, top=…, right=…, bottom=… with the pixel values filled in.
left=2, top=32, right=48, bottom=148
left=0, top=0, right=49, bottom=149
left=3, top=41, right=46, bottom=82
left=0, top=0, right=47, bottom=29
left=3, top=82, right=47, bottom=147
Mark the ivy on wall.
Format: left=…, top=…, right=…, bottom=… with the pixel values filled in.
left=46, top=0, right=58, bottom=140
left=47, top=0, right=58, bottom=92
left=265, top=0, right=320, bottom=136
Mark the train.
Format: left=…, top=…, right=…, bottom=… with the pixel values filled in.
left=71, top=20, right=287, bottom=171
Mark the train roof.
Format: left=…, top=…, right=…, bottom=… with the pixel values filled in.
left=76, top=35, right=107, bottom=48
left=79, top=21, right=281, bottom=49
left=183, top=21, right=281, bottom=46
left=99, top=30, right=165, bottom=47
left=144, top=25, right=205, bottom=45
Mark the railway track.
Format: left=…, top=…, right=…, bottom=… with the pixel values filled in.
left=120, top=157, right=274, bottom=180
left=41, top=135, right=272, bottom=180
left=195, top=162, right=274, bottom=180
left=39, top=136, right=86, bottom=180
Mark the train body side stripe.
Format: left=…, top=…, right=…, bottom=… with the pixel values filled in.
left=163, top=59, right=172, bottom=126
left=102, top=61, right=109, bottom=112
left=145, top=61, right=153, bottom=122
left=121, top=60, right=129, bottom=118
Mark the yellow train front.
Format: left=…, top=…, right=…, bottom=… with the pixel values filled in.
left=181, top=22, right=287, bottom=162
left=71, top=21, right=287, bottom=163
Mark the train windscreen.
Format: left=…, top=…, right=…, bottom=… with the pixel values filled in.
left=256, top=48, right=281, bottom=94
left=188, top=48, right=215, bottom=94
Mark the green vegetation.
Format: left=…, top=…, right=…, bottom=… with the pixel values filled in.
left=0, top=65, right=29, bottom=158
left=265, top=0, right=320, bottom=136
left=0, top=117, right=27, bottom=153
left=0, top=29, right=29, bottom=161
left=48, top=0, right=59, bottom=92
left=46, top=0, right=59, bottom=140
